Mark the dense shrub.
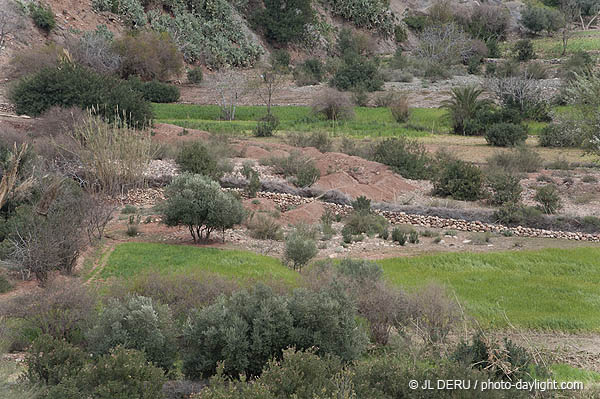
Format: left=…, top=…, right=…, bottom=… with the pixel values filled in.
left=394, top=24, right=408, bottom=43
left=284, top=231, right=318, bottom=271
left=521, top=5, right=562, bottom=35
left=463, top=106, right=524, bottom=136
left=25, top=334, right=87, bottom=386
left=465, top=4, right=509, bottom=41
left=128, top=77, right=180, bottom=103
left=311, top=88, right=355, bottom=120
left=294, top=58, right=325, bottom=86
left=287, top=131, right=332, bottom=153
left=486, top=173, right=522, bottom=205
left=493, top=203, right=544, bottom=226
left=484, top=123, right=528, bottom=147
left=182, top=285, right=366, bottom=378
left=343, top=211, right=389, bottom=237
left=29, top=2, right=56, bottom=33
left=389, top=96, right=411, bottom=123
left=486, top=77, right=550, bottom=121
left=539, top=122, right=584, bottom=147
left=246, top=213, right=283, bottom=240
left=267, top=152, right=321, bottom=187
left=86, top=295, right=177, bottom=371
left=149, top=3, right=262, bottom=68
left=113, top=31, right=184, bottom=82
left=404, top=14, right=427, bottom=31
left=371, top=137, right=431, bottom=179
left=433, top=159, right=484, bottom=201
left=9, top=63, right=152, bottom=126
left=93, top=0, right=146, bottom=27
left=534, top=184, right=561, bottom=214
left=331, top=53, right=383, bottom=92
left=414, top=23, right=475, bottom=75
left=270, top=49, right=291, bottom=70
left=524, top=61, right=548, bottom=79
left=187, top=67, right=203, bottom=83
left=513, top=39, right=535, bottom=61
left=0, top=274, right=12, bottom=293
left=253, top=114, right=279, bottom=137
left=253, top=0, right=314, bottom=44
left=160, top=173, right=245, bottom=242
left=560, top=50, right=594, bottom=81
left=175, top=141, right=223, bottom=180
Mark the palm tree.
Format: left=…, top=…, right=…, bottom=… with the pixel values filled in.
left=441, top=86, right=492, bottom=135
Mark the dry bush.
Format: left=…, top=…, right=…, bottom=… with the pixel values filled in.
left=415, top=23, right=474, bottom=67
left=65, top=31, right=122, bottom=75
left=0, top=279, right=97, bottom=344
left=389, top=96, right=411, bottom=123
left=58, top=113, right=155, bottom=194
left=113, top=31, right=184, bottom=81
left=407, top=283, right=461, bottom=345
left=311, top=88, right=355, bottom=121
left=246, top=212, right=283, bottom=240
left=8, top=44, right=63, bottom=79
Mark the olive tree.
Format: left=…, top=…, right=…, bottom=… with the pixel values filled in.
left=160, top=173, right=244, bottom=243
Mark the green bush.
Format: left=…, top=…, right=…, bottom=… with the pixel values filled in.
left=351, top=195, right=371, bottom=213
left=534, top=184, right=561, bottom=214
left=524, top=61, right=548, bottom=79
left=391, top=228, right=406, bottom=245
left=343, top=211, right=388, bottom=237
left=331, top=53, right=383, bottom=92
left=463, top=106, right=523, bottom=136
left=394, top=24, right=408, bottom=43
left=86, top=295, right=177, bottom=371
left=484, top=123, right=528, bottom=147
left=433, top=159, right=484, bottom=201
left=253, top=114, right=279, bottom=137
left=187, top=67, right=203, bottom=83
left=539, top=122, right=584, bottom=147
left=493, top=203, right=544, bottom=226
left=253, top=0, right=314, bottom=44
left=513, top=39, right=535, bottom=61
left=403, top=15, right=426, bottom=31
left=284, top=231, right=318, bottom=271
left=294, top=58, right=325, bottom=86
left=327, top=0, right=395, bottom=37
left=270, top=49, right=291, bottom=70
left=128, top=77, right=180, bottom=103
left=560, top=51, right=594, bottom=81
left=160, top=173, right=245, bottom=242
left=267, top=152, right=320, bottom=187
left=521, top=5, right=562, bottom=35
left=175, top=141, right=222, bottom=180
left=486, top=147, right=542, bottom=174
left=182, top=285, right=366, bottom=379
left=371, top=137, right=431, bottom=179
left=29, top=2, right=56, bottom=33
left=486, top=173, right=522, bottom=205
left=9, top=63, right=152, bottom=126
left=25, top=334, right=87, bottom=386
left=0, top=274, right=12, bottom=293
left=260, top=348, right=342, bottom=399
left=408, top=231, right=419, bottom=244
left=336, top=258, right=383, bottom=282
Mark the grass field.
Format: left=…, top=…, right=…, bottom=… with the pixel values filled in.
left=153, top=104, right=450, bottom=137
left=379, top=248, right=600, bottom=331
left=101, top=242, right=299, bottom=286
left=532, top=30, right=600, bottom=58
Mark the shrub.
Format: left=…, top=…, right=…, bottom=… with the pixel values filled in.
left=521, top=5, right=561, bottom=35
left=284, top=231, right=318, bottom=271
left=389, top=96, right=411, bottom=123
left=442, top=86, right=492, bottom=135
left=66, top=26, right=121, bottom=75
left=8, top=43, right=63, bottom=79
left=407, top=284, right=460, bottom=344
left=371, top=137, right=431, bottom=179
left=311, top=88, right=355, bottom=120
left=433, top=159, right=484, bottom=201
left=394, top=24, right=408, bottom=42
left=404, top=14, right=426, bottom=31
left=294, top=58, right=325, bottom=86
left=487, top=147, right=542, bottom=174
left=486, top=173, right=522, bottom=205
left=560, top=50, right=594, bottom=81
left=327, top=0, right=395, bottom=37
left=513, top=39, right=535, bottom=62
left=287, top=131, right=332, bottom=153
left=253, top=114, right=279, bottom=137
left=534, top=184, right=561, bottom=214
left=176, top=141, right=222, bottom=180
left=493, top=203, right=544, bottom=226
left=113, top=31, right=184, bottom=82
left=267, top=152, right=321, bottom=187
left=524, top=61, right=548, bottom=79
left=414, top=23, right=474, bottom=74
left=539, top=122, right=584, bottom=147
left=270, top=49, right=291, bottom=70
left=391, top=228, right=406, bottom=245
left=82, top=347, right=166, bottom=399
left=494, top=60, right=520, bottom=78
left=25, top=334, right=87, bottom=386
left=183, top=285, right=366, bottom=378
left=463, top=106, right=523, bottom=136
left=0, top=274, right=12, bottom=294
left=331, top=52, right=383, bottom=92
left=466, top=4, right=509, bottom=41
left=484, top=123, right=528, bottom=147
left=9, top=63, right=152, bottom=126
left=343, top=211, right=388, bottom=237
left=86, top=295, right=177, bottom=372
left=408, top=231, right=419, bottom=244
left=253, top=0, right=314, bottom=44
left=29, top=2, right=56, bottom=33
left=187, top=67, right=203, bottom=84
left=246, top=213, right=283, bottom=240
left=128, top=77, right=180, bottom=103
left=160, top=173, right=245, bottom=242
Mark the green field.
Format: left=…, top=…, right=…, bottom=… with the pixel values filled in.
left=153, top=103, right=450, bottom=137
left=102, top=242, right=299, bottom=286
left=532, top=31, right=600, bottom=58
left=380, top=248, right=600, bottom=331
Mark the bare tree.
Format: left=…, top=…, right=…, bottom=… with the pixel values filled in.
left=486, top=77, right=545, bottom=114
left=559, top=0, right=579, bottom=56
left=65, top=31, right=122, bottom=75
left=415, top=23, right=475, bottom=67
left=250, top=63, right=287, bottom=116
left=0, top=0, right=23, bottom=53
left=215, top=70, right=248, bottom=121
